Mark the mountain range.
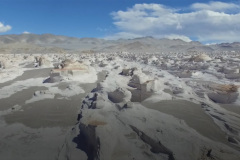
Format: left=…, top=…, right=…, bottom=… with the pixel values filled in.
left=0, top=34, right=240, bottom=54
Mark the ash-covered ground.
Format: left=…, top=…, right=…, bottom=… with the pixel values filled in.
left=1, top=50, right=240, bottom=160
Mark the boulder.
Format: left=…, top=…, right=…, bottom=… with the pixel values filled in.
left=120, top=68, right=137, bottom=76
left=128, top=75, right=141, bottom=89
left=208, top=92, right=239, bottom=104
left=190, top=53, right=212, bottom=62
left=108, top=89, right=125, bottom=103
left=207, top=83, right=239, bottom=93
left=173, top=87, right=184, bottom=94
left=176, top=70, right=192, bottom=78
left=51, top=59, right=89, bottom=78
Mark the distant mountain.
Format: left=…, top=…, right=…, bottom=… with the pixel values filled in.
left=0, top=34, right=239, bottom=54
left=211, top=42, right=240, bottom=52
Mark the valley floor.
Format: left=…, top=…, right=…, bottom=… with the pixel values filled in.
left=0, top=53, right=240, bottom=160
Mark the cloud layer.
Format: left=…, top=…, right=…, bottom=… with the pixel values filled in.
left=0, top=22, right=11, bottom=33
left=108, top=1, right=240, bottom=43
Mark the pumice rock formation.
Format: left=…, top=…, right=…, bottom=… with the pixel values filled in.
left=0, top=34, right=240, bottom=160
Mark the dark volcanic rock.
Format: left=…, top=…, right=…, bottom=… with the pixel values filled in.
left=130, top=125, right=175, bottom=160
left=128, top=75, right=152, bottom=102
left=120, top=68, right=136, bottom=76
left=73, top=123, right=100, bottom=160
left=173, top=87, right=184, bottom=94
left=224, top=123, right=239, bottom=135
left=210, top=114, right=226, bottom=122
left=108, top=89, right=125, bottom=103
left=128, top=75, right=141, bottom=89
left=91, top=83, right=103, bottom=92
left=228, top=136, right=238, bottom=144
left=208, top=92, right=239, bottom=104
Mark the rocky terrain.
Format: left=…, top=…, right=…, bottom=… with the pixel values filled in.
left=0, top=34, right=240, bottom=160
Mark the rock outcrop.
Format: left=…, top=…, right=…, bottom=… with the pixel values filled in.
left=189, top=53, right=212, bottom=62
left=34, top=56, right=52, bottom=67
left=48, top=59, right=91, bottom=82
left=207, top=84, right=240, bottom=103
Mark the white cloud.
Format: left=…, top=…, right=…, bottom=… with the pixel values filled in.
left=191, top=1, right=239, bottom=12
left=22, top=31, right=30, bottom=34
left=164, top=34, right=192, bottom=42
left=108, top=2, right=240, bottom=43
left=0, top=22, right=12, bottom=33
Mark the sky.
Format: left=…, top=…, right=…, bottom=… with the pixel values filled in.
left=0, top=0, right=240, bottom=43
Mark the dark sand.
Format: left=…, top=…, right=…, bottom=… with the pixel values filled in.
left=4, top=96, right=82, bottom=128
left=0, top=86, right=47, bottom=111
left=142, top=100, right=228, bottom=144
left=0, top=68, right=51, bottom=89
left=220, top=104, right=240, bottom=116
left=3, top=71, right=107, bottom=128
left=0, top=69, right=107, bottom=160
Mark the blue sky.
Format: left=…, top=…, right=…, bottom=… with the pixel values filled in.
left=0, top=0, right=240, bottom=43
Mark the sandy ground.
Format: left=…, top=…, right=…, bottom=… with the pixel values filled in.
left=220, top=104, right=240, bottom=115
left=0, top=68, right=106, bottom=160
left=142, top=100, right=229, bottom=145
left=0, top=68, right=51, bottom=89
left=0, top=86, right=47, bottom=111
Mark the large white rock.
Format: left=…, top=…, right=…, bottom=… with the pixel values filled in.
left=49, top=59, right=97, bottom=83
left=190, top=53, right=212, bottom=62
